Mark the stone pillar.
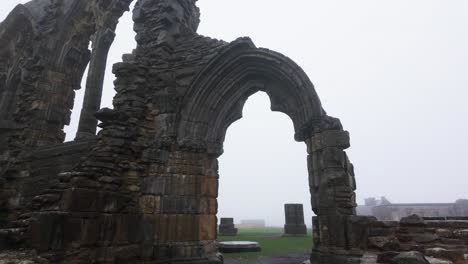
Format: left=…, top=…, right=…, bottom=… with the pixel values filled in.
left=219, top=218, right=238, bottom=236
left=306, top=119, right=366, bottom=263
left=284, top=204, right=307, bottom=236
left=75, top=28, right=115, bottom=140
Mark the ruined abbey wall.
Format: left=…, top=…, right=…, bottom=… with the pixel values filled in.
left=0, top=1, right=364, bottom=263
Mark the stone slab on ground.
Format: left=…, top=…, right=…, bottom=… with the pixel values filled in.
left=219, top=241, right=261, bottom=253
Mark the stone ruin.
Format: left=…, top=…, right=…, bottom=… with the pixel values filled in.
left=284, top=203, right=307, bottom=236
left=218, top=218, right=237, bottom=236
left=2, top=0, right=448, bottom=263
left=367, top=215, right=468, bottom=263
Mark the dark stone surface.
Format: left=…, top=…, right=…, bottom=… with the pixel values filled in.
left=377, top=251, right=399, bottom=263
left=425, top=247, right=465, bottom=264
left=0, top=0, right=362, bottom=263
left=391, top=251, right=430, bottom=264
left=401, top=215, right=426, bottom=226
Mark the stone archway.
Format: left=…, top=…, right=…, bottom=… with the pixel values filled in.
left=0, top=0, right=368, bottom=263
left=177, top=38, right=363, bottom=264
left=178, top=38, right=325, bottom=153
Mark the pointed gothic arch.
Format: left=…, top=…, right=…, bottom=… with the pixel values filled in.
left=178, top=38, right=326, bottom=154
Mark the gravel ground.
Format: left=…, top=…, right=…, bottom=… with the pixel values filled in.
left=224, top=252, right=463, bottom=264
left=224, top=252, right=309, bottom=264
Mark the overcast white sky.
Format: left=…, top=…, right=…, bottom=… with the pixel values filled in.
left=2, top=0, right=467, bottom=227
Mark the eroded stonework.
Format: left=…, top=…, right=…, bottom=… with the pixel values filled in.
left=0, top=0, right=363, bottom=263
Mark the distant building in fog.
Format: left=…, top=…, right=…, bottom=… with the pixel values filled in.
left=237, top=219, right=266, bottom=228
left=357, top=197, right=468, bottom=221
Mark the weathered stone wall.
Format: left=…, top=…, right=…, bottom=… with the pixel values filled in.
left=0, top=0, right=132, bottom=168
left=0, top=0, right=364, bottom=263
left=0, top=140, right=95, bottom=233
left=368, top=215, right=468, bottom=263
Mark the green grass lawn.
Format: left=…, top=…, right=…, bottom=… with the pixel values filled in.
left=217, top=227, right=313, bottom=259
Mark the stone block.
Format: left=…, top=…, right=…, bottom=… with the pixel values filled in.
left=369, top=236, right=400, bottom=251
left=391, top=251, right=430, bottom=264
left=61, top=189, right=98, bottom=212
left=140, top=215, right=155, bottom=244
left=425, top=247, right=465, bottom=264
left=176, top=215, right=194, bottom=241
left=199, top=215, right=216, bottom=240
left=142, top=176, right=166, bottom=195
left=98, top=191, right=128, bottom=213
left=400, top=214, right=426, bottom=227
left=157, top=215, right=178, bottom=242
left=377, top=251, right=399, bottom=263
left=453, top=229, right=468, bottom=239
left=412, top=233, right=439, bottom=243
left=321, top=147, right=346, bottom=169
left=284, top=204, right=307, bottom=236
left=219, top=217, right=238, bottom=236
left=308, top=130, right=350, bottom=153
left=29, top=213, right=67, bottom=252
left=140, top=195, right=156, bottom=214
left=80, top=218, right=99, bottom=246
left=435, top=228, right=453, bottom=238
left=200, top=177, right=218, bottom=198
left=98, top=214, right=116, bottom=246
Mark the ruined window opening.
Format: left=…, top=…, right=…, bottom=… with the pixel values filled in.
left=64, top=43, right=90, bottom=142
left=64, top=2, right=137, bottom=141
left=99, top=1, right=137, bottom=111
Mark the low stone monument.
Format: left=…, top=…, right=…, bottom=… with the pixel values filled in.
left=219, top=218, right=238, bottom=236
left=284, top=204, right=307, bottom=236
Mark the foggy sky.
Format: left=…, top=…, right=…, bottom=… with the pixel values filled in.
left=1, top=0, right=467, bottom=227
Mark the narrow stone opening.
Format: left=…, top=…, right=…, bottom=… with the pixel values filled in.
left=64, top=2, right=137, bottom=141
left=63, top=46, right=90, bottom=142
left=217, top=92, right=312, bottom=231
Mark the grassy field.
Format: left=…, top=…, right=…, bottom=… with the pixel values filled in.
left=217, top=227, right=313, bottom=259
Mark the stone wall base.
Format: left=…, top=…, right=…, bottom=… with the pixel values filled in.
left=169, top=258, right=222, bottom=264
left=311, top=249, right=363, bottom=264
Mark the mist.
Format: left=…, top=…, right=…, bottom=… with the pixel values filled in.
left=1, top=0, right=467, bottom=227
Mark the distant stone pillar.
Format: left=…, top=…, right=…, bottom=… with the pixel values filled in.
left=219, top=218, right=238, bottom=236
left=284, top=204, right=307, bottom=236
left=75, top=28, right=115, bottom=140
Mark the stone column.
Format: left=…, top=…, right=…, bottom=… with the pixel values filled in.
left=284, top=204, right=307, bottom=236
left=306, top=123, right=367, bottom=263
left=75, top=28, right=115, bottom=140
